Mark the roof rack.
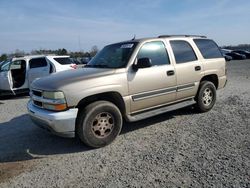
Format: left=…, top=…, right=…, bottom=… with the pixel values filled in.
left=158, top=35, right=207, bottom=38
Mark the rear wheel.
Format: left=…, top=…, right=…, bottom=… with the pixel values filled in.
left=76, top=101, right=122, bottom=148
left=195, top=81, right=216, bottom=112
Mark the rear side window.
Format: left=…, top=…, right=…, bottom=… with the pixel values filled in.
left=137, top=41, right=170, bottom=66
left=29, top=58, right=47, bottom=69
left=54, top=57, right=73, bottom=65
left=170, top=40, right=197, bottom=64
left=194, top=39, right=223, bottom=59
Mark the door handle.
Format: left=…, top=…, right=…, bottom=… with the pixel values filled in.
left=167, top=70, right=175, bottom=76
left=195, top=66, right=201, bottom=71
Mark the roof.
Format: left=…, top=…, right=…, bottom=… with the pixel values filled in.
left=12, top=55, right=69, bottom=61
left=158, top=34, right=207, bottom=38
left=46, top=55, right=70, bottom=58
left=120, top=34, right=208, bottom=43
left=12, top=55, right=45, bottom=61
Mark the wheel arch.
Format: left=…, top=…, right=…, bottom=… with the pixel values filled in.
left=200, top=74, right=219, bottom=89
left=76, top=91, right=126, bottom=117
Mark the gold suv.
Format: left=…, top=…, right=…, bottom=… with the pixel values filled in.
left=28, top=35, right=227, bottom=148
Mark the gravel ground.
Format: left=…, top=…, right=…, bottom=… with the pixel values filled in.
left=0, top=60, right=249, bottom=187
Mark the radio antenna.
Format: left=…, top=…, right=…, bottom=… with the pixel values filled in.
left=132, top=34, right=136, bottom=40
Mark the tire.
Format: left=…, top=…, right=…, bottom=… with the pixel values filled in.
left=76, top=101, right=122, bottom=148
left=195, top=81, right=216, bottom=112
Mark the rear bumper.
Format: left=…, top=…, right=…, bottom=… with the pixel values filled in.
left=218, top=75, right=227, bottom=89
left=27, top=100, right=78, bottom=137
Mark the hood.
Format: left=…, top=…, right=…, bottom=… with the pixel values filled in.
left=32, top=68, right=116, bottom=91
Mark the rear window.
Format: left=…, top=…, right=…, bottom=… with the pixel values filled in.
left=194, top=39, right=223, bottom=59
left=29, top=58, right=47, bottom=69
left=170, top=40, right=197, bottom=64
left=54, top=57, right=72, bottom=65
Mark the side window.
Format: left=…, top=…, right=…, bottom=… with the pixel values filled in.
left=29, top=58, right=47, bottom=69
left=170, top=40, right=197, bottom=64
left=137, top=41, right=170, bottom=66
left=10, top=61, right=21, bottom=70
left=10, top=60, right=26, bottom=70
left=194, top=39, right=223, bottom=59
left=53, top=57, right=73, bottom=65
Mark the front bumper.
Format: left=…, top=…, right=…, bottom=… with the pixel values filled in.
left=27, top=100, right=78, bottom=138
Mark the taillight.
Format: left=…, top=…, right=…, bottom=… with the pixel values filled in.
left=70, top=64, right=77, bottom=69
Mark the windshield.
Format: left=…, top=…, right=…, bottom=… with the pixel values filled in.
left=86, top=42, right=138, bottom=68
left=0, top=61, right=11, bottom=72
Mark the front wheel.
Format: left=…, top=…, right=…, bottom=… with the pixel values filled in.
left=195, top=81, right=216, bottom=112
left=76, top=101, right=122, bottom=148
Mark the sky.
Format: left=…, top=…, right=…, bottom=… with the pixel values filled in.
left=0, top=0, right=250, bottom=53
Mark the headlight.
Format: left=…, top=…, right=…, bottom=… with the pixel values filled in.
left=42, top=91, right=67, bottom=111
left=43, top=91, right=65, bottom=99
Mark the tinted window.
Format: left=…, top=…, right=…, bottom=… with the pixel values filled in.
left=194, top=39, right=223, bottom=59
left=170, top=40, right=197, bottom=64
left=137, top=41, right=170, bottom=66
left=54, top=57, right=73, bottom=65
left=29, top=58, right=47, bottom=69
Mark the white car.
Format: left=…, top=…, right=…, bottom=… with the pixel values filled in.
left=46, top=55, right=77, bottom=72
left=0, top=55, right=77, bottom=96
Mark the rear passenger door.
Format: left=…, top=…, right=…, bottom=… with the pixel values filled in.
left=170, top=40, right=204, bottom=100
left=27, top=57, right=50, bottom=86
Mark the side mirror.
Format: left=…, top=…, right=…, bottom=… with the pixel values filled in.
left=133, top=58, right=152, bottom=70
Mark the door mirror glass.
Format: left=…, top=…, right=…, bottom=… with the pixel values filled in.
left=133, top=58, right=152, bottom=70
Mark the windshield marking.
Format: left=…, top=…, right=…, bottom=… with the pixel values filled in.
left=120, top=44, right=134, bottom=48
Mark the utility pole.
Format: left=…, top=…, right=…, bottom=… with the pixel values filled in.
left=78, top=35, right=82, bottom=52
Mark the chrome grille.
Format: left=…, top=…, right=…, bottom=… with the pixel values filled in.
left=32, top=90, right=42, bottom=97
left=31, top=89, right=44, bottom=109
left=33, top=100, right=43, bottom=107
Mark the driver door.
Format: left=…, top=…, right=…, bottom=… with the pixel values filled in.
left=0, top=61, right=13, bottom=93
left=128, top=41, right=177, bottom=113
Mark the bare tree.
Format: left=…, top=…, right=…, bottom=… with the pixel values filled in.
left=90, top=45, right=98, bottom=57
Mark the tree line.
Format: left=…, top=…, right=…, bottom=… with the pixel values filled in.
left=2, top=44, right=250, bottom=62
left=0, top=45, right=99, bottom=62
left=222, top=44, right=250, bottom=51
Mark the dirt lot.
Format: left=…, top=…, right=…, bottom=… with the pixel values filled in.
left=0, top=60, right=249, bottom=187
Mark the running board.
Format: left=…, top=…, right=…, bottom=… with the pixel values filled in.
left=126, top=99, right=196, bottom=122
